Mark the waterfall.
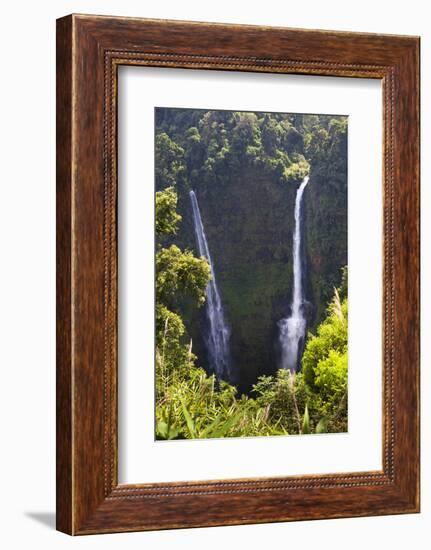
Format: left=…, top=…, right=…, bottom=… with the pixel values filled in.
left=189, top=190, right=231, bottom=381
left=278, top=175, right=310, bottom=372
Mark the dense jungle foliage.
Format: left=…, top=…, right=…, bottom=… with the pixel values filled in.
left=155, top=194, right=347, bottom=438
left=154, top=108, right=348, bottom=438
left=155, top=108, right=348, bottom=394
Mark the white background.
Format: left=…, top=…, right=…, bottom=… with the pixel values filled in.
left=118, top=68, right=382, bottom=483
left=0, top=0, right=428, bottom=548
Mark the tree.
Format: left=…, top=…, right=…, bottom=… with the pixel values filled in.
left=155, top=186, right=181, bottom=235
left=230, top=112, right=261, bottom=162
left=301, top=282, right=348, bottom=431
left=155, top=132, right=185, bottom=189
left=261, top=115, right=283, bottom=155
left=156, top=244, right=210, bottom=306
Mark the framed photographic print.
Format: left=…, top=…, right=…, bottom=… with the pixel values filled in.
left=56, top=14, right=420, bottom=535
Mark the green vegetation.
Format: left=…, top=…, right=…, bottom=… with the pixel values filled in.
left=155, top=187, right=210, bottom=387
left=304, top=116, right=348, bottom=323
left=156, top=275, right=348, bottom=439
left=155, top=109, right=348, bottom=392
left=155, top=109, right=312, bottom=189
left=155, top=184, right=348, bottom=439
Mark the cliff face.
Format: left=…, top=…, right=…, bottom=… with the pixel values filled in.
left=156, top=109, right=347, bottom=393
left=179, top=168, right=296, bottom=391
left=304, top=120, right=348, bottom=326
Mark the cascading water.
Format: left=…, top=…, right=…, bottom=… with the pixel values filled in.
left=278, top=175, right=310, bottom=372
left=189, top=190, right=232, bottom=381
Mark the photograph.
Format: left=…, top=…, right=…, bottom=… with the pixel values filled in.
left=0, top=1, right=422, bottom=543
left=155, top=107, right=348, bottom=439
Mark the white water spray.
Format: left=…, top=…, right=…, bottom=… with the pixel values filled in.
left=189, top=190, right=231, bottom=380
left=279, top=176, right=309, bottom=372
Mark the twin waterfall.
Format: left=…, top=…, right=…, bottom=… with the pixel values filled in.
left=278, top=176, right=310, bottom=372
left=189, top=191, right=232, bottom=381
left=189, top=176, right=309, bottom=381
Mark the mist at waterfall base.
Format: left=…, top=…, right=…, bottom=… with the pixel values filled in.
left=189, top=190, right=232, bottom=382
left=278, top=176, right=310, bottom=373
